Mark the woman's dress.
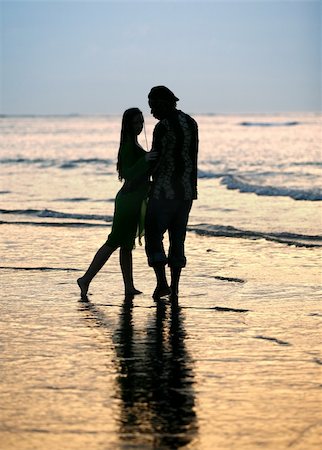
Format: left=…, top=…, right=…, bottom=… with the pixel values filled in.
left=106, top=141, right=149, bottom=250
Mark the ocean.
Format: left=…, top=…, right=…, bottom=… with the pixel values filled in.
left=1, top=113, right=321, bottom=449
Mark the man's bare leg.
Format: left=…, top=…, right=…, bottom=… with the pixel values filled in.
left=170, top=266, right=181, bottom=301
left=152, top=263, right=171, bottom=300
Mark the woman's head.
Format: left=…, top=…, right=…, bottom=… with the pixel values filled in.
left=120, top=108, right=144, bottom=141
left=117, top=108, right=144, bottom=180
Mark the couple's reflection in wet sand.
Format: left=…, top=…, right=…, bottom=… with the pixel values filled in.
left=80, top=296, right=198, bottom=448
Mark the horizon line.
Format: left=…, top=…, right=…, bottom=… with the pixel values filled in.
left=1, top=111, right=321, bottom=118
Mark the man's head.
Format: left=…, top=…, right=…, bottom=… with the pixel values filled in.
left=148, top=86, right=179, bottom=120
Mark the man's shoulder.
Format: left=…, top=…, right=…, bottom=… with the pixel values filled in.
left=154, top=120, right=167, bottom=134
left=177, top=111, right=198, bottom=134
left=154, top=110, right=198, bottom=133
left=178, top=110, right=198, bottom=127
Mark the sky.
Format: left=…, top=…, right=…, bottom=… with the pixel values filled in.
left=1, top=0, right=321, bottom=115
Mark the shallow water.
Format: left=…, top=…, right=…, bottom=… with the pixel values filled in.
left=1, top=223, right=321, bottom=450
left=1, top=114, right=322, bottom=449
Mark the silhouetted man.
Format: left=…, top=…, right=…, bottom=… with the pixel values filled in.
left=145, top=86, right=198, bottom=301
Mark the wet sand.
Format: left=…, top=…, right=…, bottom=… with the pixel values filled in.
left=1, top=224, right=322, bottom=450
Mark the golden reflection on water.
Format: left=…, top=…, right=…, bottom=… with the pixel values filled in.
left=1, top=114, right=322, bottom=450
left=1, top=224, right=321, bottom=449
left=79, top=297, right=198, bottom=449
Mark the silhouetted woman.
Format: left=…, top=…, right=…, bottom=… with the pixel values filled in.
left=77, top=108, right=156, bottom=298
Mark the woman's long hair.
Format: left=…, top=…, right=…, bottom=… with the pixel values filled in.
left=117, top=108, right=142, bottom=181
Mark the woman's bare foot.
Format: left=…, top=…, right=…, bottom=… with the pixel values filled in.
left=77, top=277, right=89, bottom=298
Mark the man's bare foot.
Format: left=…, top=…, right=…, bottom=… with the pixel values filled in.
left=170, top=286, right=179, bottom=302
left=170, top=292, right=179, bottom=304
left=77, top=277, right=89, bottom=298
left=125, top=288, right=143, bottom=296
left=152, top=285, right=171, bottom=300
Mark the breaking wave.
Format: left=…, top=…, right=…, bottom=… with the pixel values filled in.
left=1, top=157, right=321, bottom=202
left=240, top=121, right=300, bottom=127
left=0, top=208, right=113, bottom=222
left=187, top=223, right=322, bottom=248
left=221, top=175, right=322, bottom=201
left=1, top=208, right=321, bottom=248
left=0, top=157, right=113, bottom=168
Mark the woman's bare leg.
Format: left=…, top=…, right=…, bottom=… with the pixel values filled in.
left=120, top=247, right=142, bottom=296
left=77, top=243, right=115, bottom=297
